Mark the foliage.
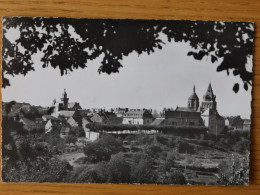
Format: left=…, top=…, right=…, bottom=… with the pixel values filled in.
left=2, top=157, right=72, bottom=182
left=158, top=169, right=187, bottom=185
left=107, top=152, right=131, bottom=183
left=65, top=135, right=78, bottom=145
left=130, top=152, right=157, bottom=183
left=74, top=126, right=86, bottom=137
left=2, top=17, right=253, bottom=92
left=178, top=141, right=196, bottom=154
left=159, top=151, right=178, bottom=172
left=2, top=135, right=72, bottom=182
left=232, top=139, right=250, bottom=155
left=87, top=123, right=208, bottom=135
left=144, top=144, right=163, bottom=158
left=83, top=134, right=123, bottom=163
left=218, top=153, right=249, bottom=185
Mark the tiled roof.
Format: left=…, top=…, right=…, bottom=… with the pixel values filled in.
left=175, top=107, right=196, bottom=112
left=43, top=115, right=58, bottom=120
left=150, top=118, right=164, bottom=125
left=59, top=110, right=75, bottom=118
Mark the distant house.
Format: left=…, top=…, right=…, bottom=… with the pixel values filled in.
left=67, top=116, right=78, bottom=127
left=123, top=109, right=153, bottom=125
left=43, top=115, right=60, bottom=133
left=164, top=110, right=203, bottom=127
left=243, top=119, right=251, bottom=131
left=77, top=109, right=91, bottom=117
left=58, top=110, right=75, bottom=119
left=227, top=116, right=244, bottom=130
left=68, top=102, right=82, bottom=110
left=92, top=111, right=117, bottom=123
left=150, top=118, right=165, bottom=126
left=42, top=114, right=58, bottom=122
left=19, top=118, right=37, bottom=132
left=45, top=120, right=53, bottom=133
left=114, top=107, right=128, bottom=117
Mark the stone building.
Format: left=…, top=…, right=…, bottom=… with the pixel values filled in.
left=51, top=89, right=82, bottom=117
left=164, top=86, right=203, bottom=126
left=122, top=109, right=153, bottom=125
left=200, top=83, right=225, bottom=135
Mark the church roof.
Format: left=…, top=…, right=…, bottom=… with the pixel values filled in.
left=68, top=102, right=81, bottom=109
left=204, top=83, right=216, bottom=101
left=188, top=85, right=199, bottom=100
left=175, top=107, right=197, bottom=112
left=59, top=110, right=75, bottom=118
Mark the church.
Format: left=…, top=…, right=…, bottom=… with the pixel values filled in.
left=199, top=83, right=225, bottom=135
left=164, top=84, right=225, bottom=135
left=50, top=89, right=82, bottom=118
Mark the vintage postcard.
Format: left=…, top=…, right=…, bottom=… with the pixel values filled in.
left=1, top=17, right=254, bottom=185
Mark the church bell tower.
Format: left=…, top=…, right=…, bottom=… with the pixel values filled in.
left=200, top=83, right=217, bottom=113
left=61, top=89, right=69, bottom=110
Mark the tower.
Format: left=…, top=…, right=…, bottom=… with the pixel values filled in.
left=200, top=83, right=217, bottom=113
left=60, top=89, right=69, bottom=110
left=187, top=85, right=199, bottom=111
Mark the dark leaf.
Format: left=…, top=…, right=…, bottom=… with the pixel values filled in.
left=233, top=83, right=239, bottom=93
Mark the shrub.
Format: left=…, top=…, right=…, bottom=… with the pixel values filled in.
left=155, top=135, right=169, bottom=145
left=178, top=141, right=196, bottom=154
left=67, top=162, right=108, bottom=183
left=83, top=134, right=123, bottom=163
left=159, top=169, right=187, bottom=184
left=107, top=152, right=131, bottom=183
left=144, top=144, right=162, bottom=158
left=131, top=152, right=157, bottom=183
left=65, top=135, right=77, bottom=145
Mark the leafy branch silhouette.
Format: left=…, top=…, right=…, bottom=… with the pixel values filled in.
left=2, top=17, right=254, bottom=92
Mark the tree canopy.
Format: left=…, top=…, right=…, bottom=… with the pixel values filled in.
left=2, top=17, right=254, bottom=92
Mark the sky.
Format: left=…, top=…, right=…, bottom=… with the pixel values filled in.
left=2, top=26, right=253, bottom=119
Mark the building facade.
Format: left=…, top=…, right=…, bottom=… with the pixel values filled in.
left=123, top=109, right=153, bottom=125
left=200, top=84, right=225, bottom=135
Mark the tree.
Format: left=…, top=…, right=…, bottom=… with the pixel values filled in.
left=2, top=17, right=253, bottom=92
left=218, top=153, right=249, bottom=185
left=107, top=152, right=130, bottom=183
left=83, top=134, right=123, bottom=163
left=131, top=152, right=157, bottom=183
left=65, top=135, right=77, bottom=145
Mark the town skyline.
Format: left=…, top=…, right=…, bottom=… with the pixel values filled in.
left=2, top=29, right=252, bottom=119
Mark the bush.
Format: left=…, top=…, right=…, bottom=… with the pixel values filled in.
left=155, top=135, right=169, bottom=145
left=88, top=123, right=207, bottom=136
left=67, top=162, right=108, bottom=183
left=178, top=141, right=196, bottom=154
left=144, top=144, right=162, bottom=158
left=107, top=152, right=131, bottom=183
left=2, top=157, right=72, bottom=182
left=83, top=134, right=123, bottom=163
left=232, top=140, right=250, bottom=154
left=65, top=135, right=77, bottom=145
left=131, top=152, right=157, bottom=183
left=159, top=169, right=187, bottom=184
left=159, top=151, right=177, bottom=172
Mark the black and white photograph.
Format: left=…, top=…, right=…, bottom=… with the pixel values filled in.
left=1, top=17, right=254, bottom=185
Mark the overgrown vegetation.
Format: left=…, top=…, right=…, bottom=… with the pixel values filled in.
left=2, top=116, right=250, bottom=184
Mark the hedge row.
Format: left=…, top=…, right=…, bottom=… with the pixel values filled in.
left=86, top=123, right=208, bottom=135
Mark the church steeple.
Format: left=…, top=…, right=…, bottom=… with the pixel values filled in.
left=61, top=89, right=69, bottom=110
left=200, top=83, right=217, bottom=112
left=204, top=83, right=216, bottom=101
